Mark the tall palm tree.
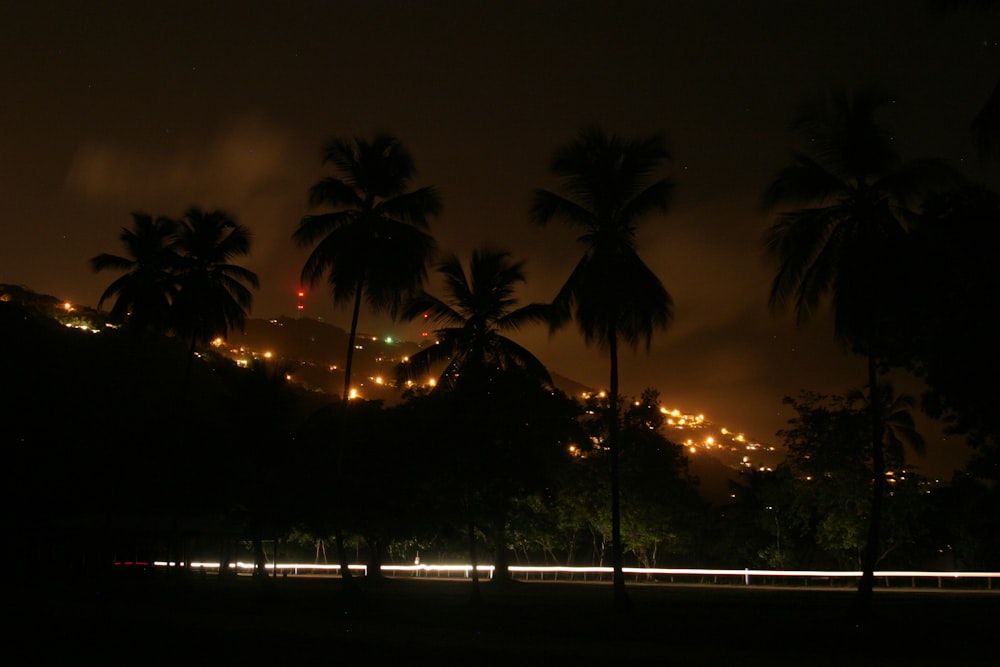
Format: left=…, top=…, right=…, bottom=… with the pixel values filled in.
left=531, top=126, right=675, bottom=608
left=294, top=134, right=439, bottom=588
left=396, top=246, right=554, bottom=600
left=90, top=212, right=180, bottom=336
left=397, top=246, right=552, bottom=389
left=761, top=89, right=956, bottom=620
left=293, top=134, right=440, bottom=403
left=171, top=206, right=259, bottom=350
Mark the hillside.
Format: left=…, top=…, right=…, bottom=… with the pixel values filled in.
left=1, top=284, right=784, bottom=501
left=221, top=316, right=785, bottom=501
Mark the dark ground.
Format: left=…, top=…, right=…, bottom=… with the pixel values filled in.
left=12, top=572, right=999, bottom=665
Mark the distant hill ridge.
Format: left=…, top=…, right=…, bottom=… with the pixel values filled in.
left=2, top=284, right=782, bottom=501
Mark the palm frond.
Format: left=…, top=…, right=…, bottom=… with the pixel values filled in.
left=487, top=335, right=552, bottom=385
left=530, top=189, right=597, bottom=230
left=294, top=210, right=357, bottom=248
left=90, top=253, right=134, bottom=273
left=376, top=186, right=442, bottom=227
left=764, top=206, right=840, bottom=317
left=362, top=221, right=436, bottom=317
left=618, top=178, right=674, bottom=228
left=606, top=251, right=673, bottom=351
left=308, top=176, right=363, bottom=210
left=399, top=291, right=465, bottom=328
left=874, top=158, right=965, bottom=211
left=762, top=155, right=850, bottom=210
left=495, top=302, right=554, bottom=332
left=395, top=334, right=459, bottom=384
left=216, top=263, right=261, bottom=289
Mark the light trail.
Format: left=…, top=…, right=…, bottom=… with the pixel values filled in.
left=119, top=561, right=999, bottom=587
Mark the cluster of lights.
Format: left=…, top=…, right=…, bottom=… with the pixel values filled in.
left=573, top=393, right=781, bottom=470
left=57, top=301, right=107, bottom=333
left=662, top=407, right=706, bottom=428
left=579, top=391, right=608, bottom=400
left=885, top=469, right=909, bottom=484
left=204, top=331, right=782, bottom=474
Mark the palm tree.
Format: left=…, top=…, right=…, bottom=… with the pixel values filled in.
left=531, top=126, right=675, bottom=608
left=294, top=134, right=439, bottom=588
left=761, top=89, right=956, bottom=620
left=293, top=134, right=440, bottom=403
left=90, top=212, right=180, bottom=336
left=397, top=246, right=552, bottom=389
left=171, top=206, right=259, bottom=351
left=396, top=246, right=554, bottom=600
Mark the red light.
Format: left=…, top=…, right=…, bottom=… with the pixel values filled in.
left=422, top=332, right=428, bottom=337
left=297, top=304, right=304, bottom=310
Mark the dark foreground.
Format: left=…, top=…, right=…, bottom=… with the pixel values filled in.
left=14, top=573, right=999, bottom=665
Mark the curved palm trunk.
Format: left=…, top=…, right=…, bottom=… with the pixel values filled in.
left=332, top=276, right=366, bottom=589
left=342, top=275, right=365, bottom=403
left=856, top=352, right=884, bottom=625
left=608, top=330, right=628, bottom=610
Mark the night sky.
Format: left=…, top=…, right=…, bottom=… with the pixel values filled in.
left=2, top=1, right=997, bottom=473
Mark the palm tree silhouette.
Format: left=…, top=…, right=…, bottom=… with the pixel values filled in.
left=532, top=126, right=675, bottom=608
left=397, top=246, right=552, bottom=389
left=397, top=246, right=554, bottom=600
left=294, top=134, right=440, bottom=403
left=90, top=212, right=180, bottom=336
left=294, top=134, right=439, bottom=588
left=762, top=89, right=956, bottom=621
left=171, top=206, right=259, bottom=351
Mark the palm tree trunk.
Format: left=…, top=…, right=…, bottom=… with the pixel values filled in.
left=492, top=517, right=512, bottom=586
left=332, top=277, right=366, bottom=589
left=856, top=352, right=884, bottom=625
left=253, top=532, right=266, bottom=579
left=334, top=526, right=353, bottom=585
left=364, top=535, right=387, bottom=580
left=608, top=329, right=628, bottom=610
left=342, top=278, right=365, bottom=402
left=467, top=492, right=482, bottom=605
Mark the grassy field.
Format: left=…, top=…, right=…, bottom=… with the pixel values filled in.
left=16, top=573, right=999, bottom=665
